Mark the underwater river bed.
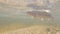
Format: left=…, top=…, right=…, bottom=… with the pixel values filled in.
left=0, top=0, right=60, bottom=34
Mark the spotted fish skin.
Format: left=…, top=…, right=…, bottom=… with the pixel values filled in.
left=27, top=11, right=54, bottom=21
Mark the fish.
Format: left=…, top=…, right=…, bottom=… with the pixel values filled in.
left=27, top=11, right=54, bottom=21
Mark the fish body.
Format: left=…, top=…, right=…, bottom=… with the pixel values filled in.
left=27, top=11, right=54, bottom=21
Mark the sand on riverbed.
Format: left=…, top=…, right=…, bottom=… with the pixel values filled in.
left=0, top=25, right=59, bottom=34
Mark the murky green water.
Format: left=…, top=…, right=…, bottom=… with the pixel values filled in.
left=0, top=1, right=60, bottom=32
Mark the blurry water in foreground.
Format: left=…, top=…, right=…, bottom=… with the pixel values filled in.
left=0, top=1, right=60, bottom=33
